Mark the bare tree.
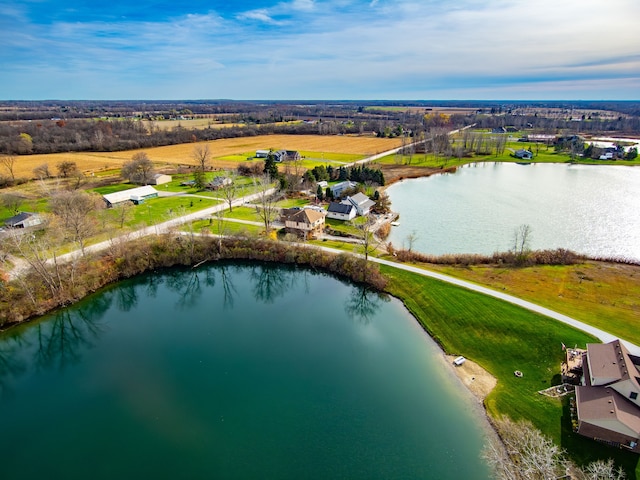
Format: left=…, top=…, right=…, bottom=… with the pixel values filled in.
left=512, top=224, right=533, bottom=258
left=192, top=144, right=211, bottom=173
left=113, top=201, right=132, bottom=229
left=253, top=174, right=280, bottom=235
left=33, top=163, right=51, bottom=180
left=483, top=417, right=626, bottom=480
left=0, top=154, right=16, bottom=181
left=121, top=152, right=156, bottom=185
left=219, top=171, right=238, bottom=212
left=50, top=190, right=101, bottom=255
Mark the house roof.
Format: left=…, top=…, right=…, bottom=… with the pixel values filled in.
left=327, top=202, right=354, bottom=214
left=103, top=186, right=158, bottom=204
left=153, top=173, right=170, bottom=179
left=576, top=385, right=640, bottom=437
left=290, top=208, right=324, bottom=224
left=586, top=340, right=640, bottom=387
left=5, top=212, right=39, bottom=226
left=346, top=193, right=375, bottom=211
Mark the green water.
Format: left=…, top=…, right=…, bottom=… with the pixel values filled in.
left=0, top=263, right=491, bottom=479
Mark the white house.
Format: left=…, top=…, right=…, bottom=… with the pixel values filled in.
left=103, top=186, right=159, bottom=207
left=344, top=192, right=375, bottom=216
left=330, top=181, right=357, bottom=198
left=256, top=150, right=270, bottom=158
left=326, top=202, right=356, bottom=221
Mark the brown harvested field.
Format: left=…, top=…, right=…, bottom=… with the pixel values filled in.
left=8, top=135, right=403, bottom=178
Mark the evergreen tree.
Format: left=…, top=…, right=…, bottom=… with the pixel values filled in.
left=316, top=185, right=324, bottom=201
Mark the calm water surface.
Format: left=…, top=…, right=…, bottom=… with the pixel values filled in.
left=387, top=163, right=640, bottom=261
left=0, top=264, right=491, bottom=480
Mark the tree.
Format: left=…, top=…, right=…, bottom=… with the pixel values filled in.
left=483, top=417, right=626, bottom=480
left=192, top=144, right=211, bottom=173
left=372, top=191, right=391, bottom=214
left=512, top=224, right=532, bottom=261
left=57, top=161, right=79, bottom=178
left=121, top=152, right=156, bottom=185
left=254, top=174, right=280, bottom=235
left=1, top=193, right=25, bottom=215
left=50, top=190, right=101, bottom=255
left=193, top=170, right=207, bottom=191
left=263, top=151, right=279, bottom=180
left=316, top=184, right=324, bottom=201
left=33, top=163, right=51, bottom=180
left=0, top=154, right=16, bottom=181
left=219, top=171, right=238, bottom=212
left=626, top=147, right=638, bottom=160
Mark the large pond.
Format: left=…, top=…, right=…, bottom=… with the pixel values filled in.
left=386, top=163, right=640, bottom=261
left=0, top=264, right=491, bottom=480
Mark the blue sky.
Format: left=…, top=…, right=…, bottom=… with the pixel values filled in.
left=1, top=0, right=639, bottom=100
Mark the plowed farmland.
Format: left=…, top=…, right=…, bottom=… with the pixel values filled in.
left=9, top=135, right=404, bottom=178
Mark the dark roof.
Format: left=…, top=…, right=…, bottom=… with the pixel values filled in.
left=5, top=212, right=36, bottom=226
left=327, top=202, right=354, bottom=214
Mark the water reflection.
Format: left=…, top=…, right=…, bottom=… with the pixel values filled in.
left=344, top=286, right=389, bottom=324
left=249, top=264, right=293, bottom=304
left=0, top=295, right=110, bottom=399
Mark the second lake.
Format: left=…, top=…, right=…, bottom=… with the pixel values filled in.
left=386, top=162, right=640, bottom=262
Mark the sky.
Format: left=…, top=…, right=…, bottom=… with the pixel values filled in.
left=1, top=0, right=639, bottom=100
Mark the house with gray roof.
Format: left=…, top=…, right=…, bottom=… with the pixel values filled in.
left=326, top=202, right=356, bottom=221
left=344, top=192, right=375, bottom=216
left=4, top=212, right=43, bottom=229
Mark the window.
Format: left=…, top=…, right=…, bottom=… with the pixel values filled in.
left=630, top=392, right=638, bottom=400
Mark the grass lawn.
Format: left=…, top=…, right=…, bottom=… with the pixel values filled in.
left=325, top=217, right=366, bottom=237
left=185, top=218, right=263, bottom=237
left=107, top=196, right=220, bottom=226
left=91, top=183, right=139, bottom=195
left=222, top=206, right=263, bottom=222
left=380, top=265, right=640, bottom=476
left=274, top=197, right=311, bottom=208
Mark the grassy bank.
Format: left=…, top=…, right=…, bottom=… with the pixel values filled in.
left=380, top=265, right=639, bottom=476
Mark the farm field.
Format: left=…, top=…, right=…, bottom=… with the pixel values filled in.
left=8, top=135, right=404, bottom=179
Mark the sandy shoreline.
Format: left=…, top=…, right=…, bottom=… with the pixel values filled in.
left=444, top=354, right=497, bottom=402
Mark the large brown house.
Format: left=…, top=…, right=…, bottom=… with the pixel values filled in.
left=574, top=340, right=640, bottom=453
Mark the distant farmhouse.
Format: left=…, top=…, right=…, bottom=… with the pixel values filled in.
left=103, top=186, right=159, bottom=207
left=255, top=149, right=301, bottom=162
left=566, top=339, right=640, bottom=454
left=514, top=149, right=533, bottom=160
left=4, top=212, right=43, bottom=229
left=207, top=176, right=232, bottom=190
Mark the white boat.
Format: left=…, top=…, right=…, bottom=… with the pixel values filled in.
left=453, top=356, right=466, bottom=366
left=390, top=221, right=400, bottom=227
